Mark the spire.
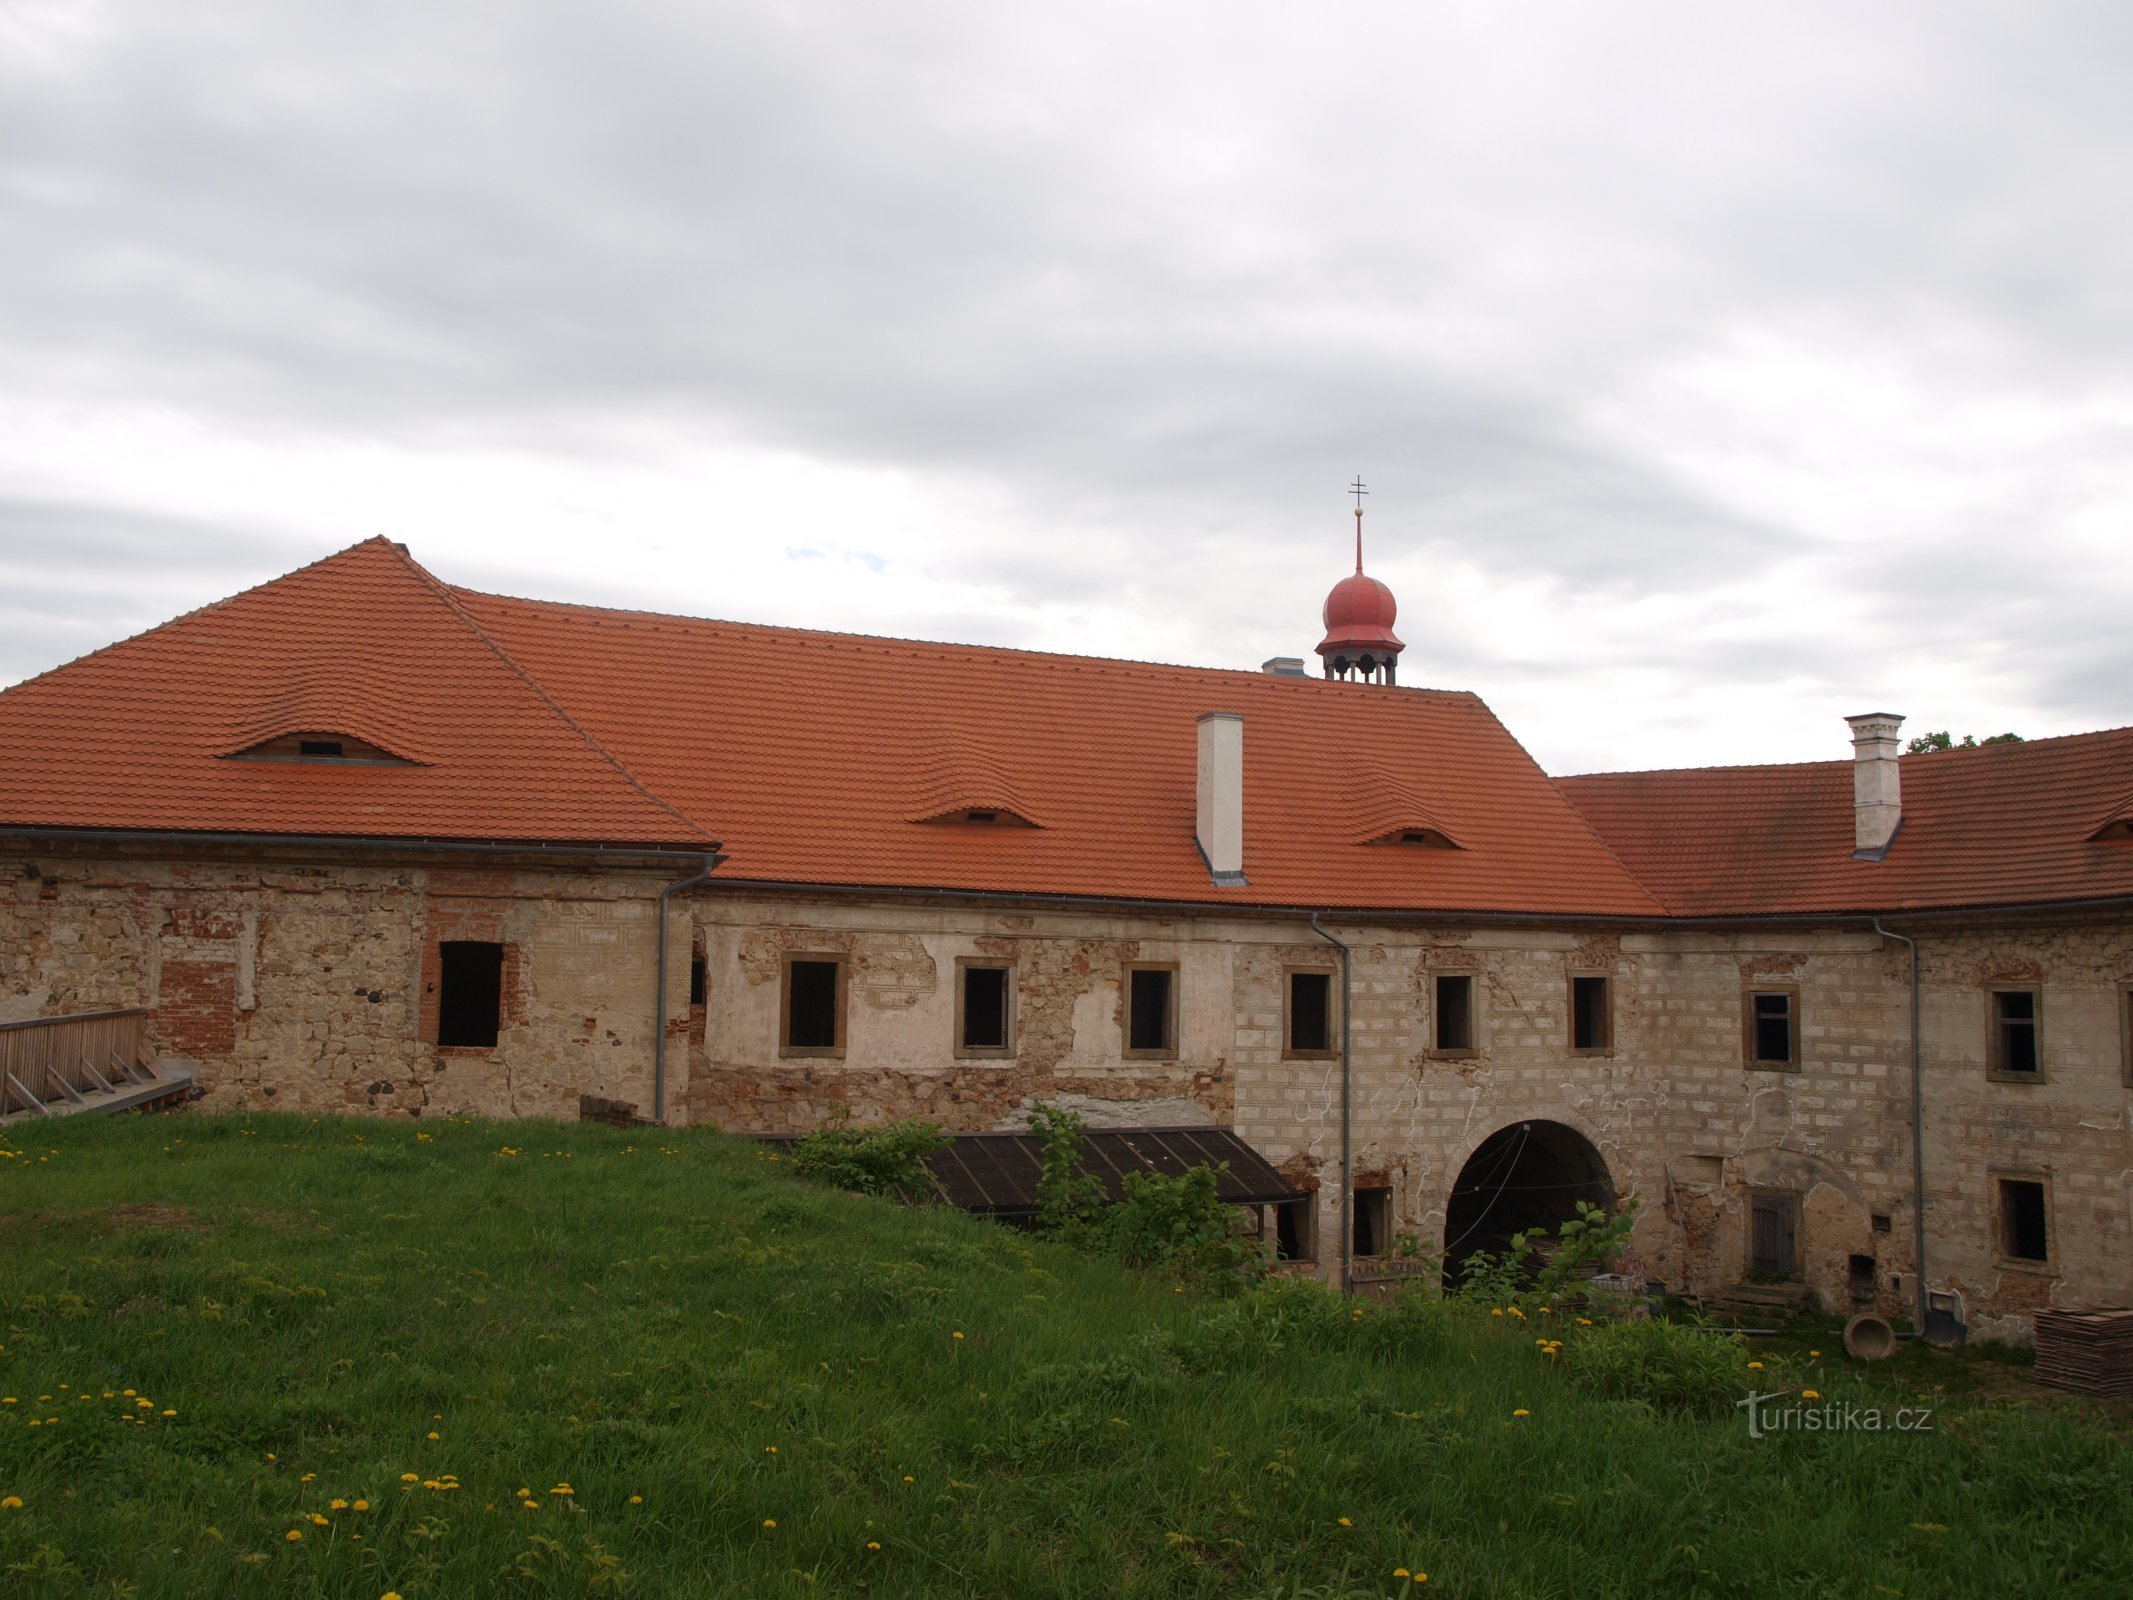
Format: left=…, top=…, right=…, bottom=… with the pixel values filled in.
left=1349, top=474, right=1368, bottom=573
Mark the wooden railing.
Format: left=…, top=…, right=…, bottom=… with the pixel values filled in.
left=0, top=1009, right=150, bottom=1117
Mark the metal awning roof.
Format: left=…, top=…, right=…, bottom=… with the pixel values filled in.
left=761, top=1126, right=1307, bottom=1216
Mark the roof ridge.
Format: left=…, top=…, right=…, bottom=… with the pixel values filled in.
left=389, top=546, right=715, bottom=846
left=448, top=583, right=1483, bottom=698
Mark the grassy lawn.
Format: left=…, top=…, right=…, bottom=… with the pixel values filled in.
left=2, top=1112, right=2129, bottom=1599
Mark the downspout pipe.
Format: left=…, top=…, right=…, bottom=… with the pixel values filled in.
left=1310, top=913, right=1354, bottom=1297
left=1874, top=919, right=1927, bottom=1335
left=655, top=849, right=726, bottom=1124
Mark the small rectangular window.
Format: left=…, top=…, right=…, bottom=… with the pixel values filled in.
left=1352, top=1186, right=1392, bottom=1258
left=1745, top=988, right=1798, bottom=1068
left=437, top=940, right=504, bottom=1049
left=1433, top=973, right=1475, bottom=1054
left=782, top=956, right=846, bottom=1056
left=1272, top=1196, right=1314, bottom=1262
left=1995, top=1176, right=2050, bottom=1265
left=1988, top=988, right=2041, bottom=1077
left=1570, top=974, right=1612, bottom=1053
left=298, top=738, right=345, bottom=758
left=957, top=961, right=1013, bottom=1056
left=689, top=950, right=707, bottom=1008
left=1125, top=965, right=1177, bottom=1056
left=1285, top=969, right=1334, bottom=1057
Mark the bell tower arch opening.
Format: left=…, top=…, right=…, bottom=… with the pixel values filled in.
left=1441, top=1119, right=1616, bottom=1284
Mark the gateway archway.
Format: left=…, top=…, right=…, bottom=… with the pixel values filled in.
left=1442, top=1120, right=1615, bottom=1281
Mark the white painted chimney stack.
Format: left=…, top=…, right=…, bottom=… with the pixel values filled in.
left=1196, top=712, right=1246, bottom=885
left=1846, top=711, right=1905, bottom=857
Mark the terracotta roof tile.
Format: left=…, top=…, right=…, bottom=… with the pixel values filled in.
left=1556, top=730, right=2133, bottom=915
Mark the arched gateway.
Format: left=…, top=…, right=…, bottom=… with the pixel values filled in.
left=1442, top=1120, right=1616, bottom=1278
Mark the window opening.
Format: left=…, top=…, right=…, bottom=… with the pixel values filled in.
left=1273, top=1197, right=1314, bottom=1261
left=689, top=950, right=707, bottom=1008
left=785, top=958, right=843, bottom=1052
left=1571, top=975, right=1611, bottom=1052
left=1434, top=974, right=1474, bottom=1053
left=1749, top=1192, right=1798, bottom=1278
left=1126, top=966, right=1176, bottom=1054
left=1287, top=970, right=1333, bottom=1055
left=1748, top=990, right=1796, bottom=1067
left=1997, top=1178, right=2049, bottom=1263
left=437, top=941, right=503, bottom=1048
left=298, top=739, right=345, bottom=758
left=1352, top=1186, right=1392, bottom=1258
left=1990, top=990, right=2040, bottom=1075
left=960, top=964, right=1012, bottom=1053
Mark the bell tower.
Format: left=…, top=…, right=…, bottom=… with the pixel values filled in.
left=1314, top=478, right=1404, bottom=684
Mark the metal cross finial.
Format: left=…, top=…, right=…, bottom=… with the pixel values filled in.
left=1348, top=475, right=1368, bottom=571
left=1349, top=474, right=1368, bottom=510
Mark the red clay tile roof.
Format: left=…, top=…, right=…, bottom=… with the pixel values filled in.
left=0, top=535, right=1663, bottom=913
left=450, top=580, right=1661, bottom=914
left=0, top=539, right=708, bottom=850
left=1556, top=729, right=2133, bottom=916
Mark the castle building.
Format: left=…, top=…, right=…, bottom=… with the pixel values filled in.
left=2, top=527, right=2128, bottom=1339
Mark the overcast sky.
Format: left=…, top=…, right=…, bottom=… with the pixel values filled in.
left=3, top=1, right=2129, bottom=774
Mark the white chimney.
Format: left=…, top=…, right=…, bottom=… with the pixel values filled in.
left=1196, top=712, right=1246, bottom=885
left=1846, top=712, right=1905, bottom=857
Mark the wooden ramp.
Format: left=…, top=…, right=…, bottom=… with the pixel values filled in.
left=0, top=1008, right=198, bottom=1125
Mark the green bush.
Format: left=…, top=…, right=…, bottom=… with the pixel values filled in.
left=1560, top=1316, right=1749, bottom=1418
left=790, top=1116, right=948, bottom=1202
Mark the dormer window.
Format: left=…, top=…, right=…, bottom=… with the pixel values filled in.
left=965, top=810, right=998, bottom=824
left=223, top=730, right=417, bottom=765
left=1363, top=824, right=1460, bottom=848
left=911, top=803, right=1039, bottom=828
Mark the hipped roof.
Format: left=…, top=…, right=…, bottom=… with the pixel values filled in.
left=0, top=538, right=1658, bottom=914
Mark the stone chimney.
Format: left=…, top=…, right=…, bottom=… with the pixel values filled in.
left=1196, top=712, right=1246, bottom=886
left=1846, top=712, right=1905, bottom=858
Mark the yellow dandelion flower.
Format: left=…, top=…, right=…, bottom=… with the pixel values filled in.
left=1394, top=1570, right=1410, bottom=1579
left=1414, top=1574, right=1429, bottom=1585
left=309, top=1513, right=330, bottom=1526
left=285, top=1529, right=303, bottom=1543
left=425, top=1431, right=439, bottom=1441
left=1512, top=1408, right=1530, bottom=1418
left=1489, top=1308, right=1503, bottom=1318
left=384, top=1592, right=405, bottom=1600
left=330, top=1499, right=349, bottom=1511
left=1747, top=1361, right=1764, bottom=1371
left=0, top=1496, right=22, bottom=1510
left=1337, top=1516, right=1352, bottom=1527
left=867, top=1540, right=882, bottom=1551
left=550, top=1485, right=573, bottom=1496
left=521, top=1500, right=538, bottom=1511
left=763, top=1518, right=777, bottom=1530
left=952, top=1331, right=965, bottom=1341
left=1810, top=1349, right=1822, bottom=1358
left=1803, top=1389, right=1822, bottom=1401
left=161, top=1409, right=176, bottom=1418
left=902, top=1475, right=915, bottom=1483
left=764, top=1446, right=777, bottom=1454
left=400, top=1473, right=419, bottom=1483
left=353, top=1500, right=370, bottom=1511
left=629, top=1495, right=643, bottom=1505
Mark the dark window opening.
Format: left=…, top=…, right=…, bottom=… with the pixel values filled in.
left=298, top=739, right=345, bottom=758
left=1872, top=1212, right=1893, bottom=1234
left=1998, top=1178, right=2049, bottom=1263
left=1571, top=975, right=1611, bottom=1052
left=1434, top=974, right=1474, bottom=1052
left=966, top=810, right=998, bottom=824
left=1273, top=1198, right=1313, bottom=1261
left=1352, top=1186, right=1392, bottom=1258
left=1288, top=971, right=1332, bottom=1054
left=1991, top=990, right=2039, bottom=1075
left=961, top=965, right=1011, bottom=1052
left=1749, top=1191, right=1798, bottom=1278
left=786, top=959, right=842, bottom=1051
left=1750, top=991, right=1795, bottom=1066
left=1127, top=967, right=1175, bottom=1054
left=437, top=941, right=503, bottom=1049
left=1848, top=1253, right=1878, bottom=1298
left=689, top=951, right=707, bottom=1008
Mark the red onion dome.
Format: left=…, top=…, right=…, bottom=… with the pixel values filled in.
left=1317, top=572, right=1403, bottom=655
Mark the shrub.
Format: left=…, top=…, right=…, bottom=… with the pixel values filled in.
left=1095, top=1163, right=1268, bottom=1292
left=790, top=1116, right=948, bottom=1203
left=1560, top=1316, right=1749, bottom=1418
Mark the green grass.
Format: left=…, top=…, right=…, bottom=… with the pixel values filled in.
left=1, top=1113, right=2128, bottom=1599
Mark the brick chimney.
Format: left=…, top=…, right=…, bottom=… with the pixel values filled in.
left=1196, top=712, right=1246, bottom=886
left=1846, top=712, right=1905, bottom=858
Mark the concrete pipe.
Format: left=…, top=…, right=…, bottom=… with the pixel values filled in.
left=1843, top=1312, right=1897, bottom=1360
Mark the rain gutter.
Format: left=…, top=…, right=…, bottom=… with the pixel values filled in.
left=1873, top=919, right=1928, bottom=1336
left=654, top=849, right=727, bottom=1124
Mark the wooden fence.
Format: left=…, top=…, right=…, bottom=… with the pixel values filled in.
left=0, top=1008, right=150, bottom=1117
